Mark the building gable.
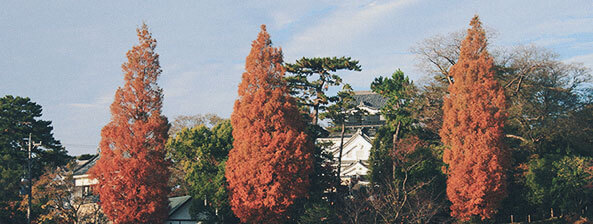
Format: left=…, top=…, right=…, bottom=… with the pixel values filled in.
left=166, top=196, right=199, bottom=224
left=339, top=134, right=372, bottom=162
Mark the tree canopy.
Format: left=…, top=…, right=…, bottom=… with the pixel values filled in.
left=225, top=25, right=313, bottom=224
left=166, top=120, right=237, bottom=223
left=286, top=56, right=361, bottom=126
left=440, top=16, right=509, bottom=220
left=89, top=24, right=170, bottom=224
left=0, top=95, right=70, bottom=222
left=369, top=69, right=415, bottom=183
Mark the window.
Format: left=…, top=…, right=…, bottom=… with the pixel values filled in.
left=83, top=186, right=92, bottom=196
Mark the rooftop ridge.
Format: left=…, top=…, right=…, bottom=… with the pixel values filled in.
left=73, top=154, right=100, bottom=176
left=354, top=90, right=374, bottom=95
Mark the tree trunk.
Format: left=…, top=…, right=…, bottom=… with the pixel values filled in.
left=392, top=121, right=401, bottom=181
left=338, top=123, right=345, bottom=179
left=312, top=103, right=319, bottom=126
left=312, top=82, right=325, bottom=126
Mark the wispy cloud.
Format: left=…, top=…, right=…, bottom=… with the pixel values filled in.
left=68, top=103, right=100, bottom=109
left=532, top=37, right=577, bottom=47
left=569, top=41, right=593, bottom=51
left=67, top=94, right=112, bottom=109
left=565, top=53, right=593, bottom=70
left=531, top=18, right=593, bottom=37
left=268, top=3, right=312, bottom=29
left=284, top=0, right=417, bottom=58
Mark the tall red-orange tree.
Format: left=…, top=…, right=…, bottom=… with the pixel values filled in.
left=89, top=24, right=170, bottom=224
left=225, top=25, right=313, bottom=224
left=440, top=16, right=508, bottom=221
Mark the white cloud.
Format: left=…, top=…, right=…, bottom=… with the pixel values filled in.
left=68, top=103, right=100, bottom=109
left=565, top=53, right=593, bottom=70
left=66, top=94, right=112, bottom=109
left=269, top=4, right=311, bottom=30
left=530, top=18, right=593, bottom=37
left=569, top=41, right=593, bottom=51
left=284, top=0, right=418, bottom=58
left=532, top=37, right=577, bottom=47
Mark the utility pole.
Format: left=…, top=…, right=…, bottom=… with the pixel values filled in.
left=26, top=133, right=41, bottom=224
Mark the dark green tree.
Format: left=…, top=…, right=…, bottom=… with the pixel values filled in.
left=368, top=125, right=395, bottom=185
left=166, top=120, right=238, bottom=223
left=0, top=95, right=71, bottom=222
left=285, top=57, right=360, bottom=222
left=293, top=138, right=342, bottom=223
left=369, top=70, right=415, bottom=182
left=285, top=57, right=361, bottom=126
left=297, top=200, right=340, bottom=224
left=525, top=155, right=593, bottom=219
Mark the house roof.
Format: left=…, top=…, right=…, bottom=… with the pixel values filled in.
left=168, top=195, right=192, bottom=216
left=73, top=154, right=100, bottom=176
left=341, top=160, right=369, bottom=176
left=353, top=91, right=387, bottom=110
left=332, top=129, right=372, bottom=157
left=318, top=129, right=373, bottom=156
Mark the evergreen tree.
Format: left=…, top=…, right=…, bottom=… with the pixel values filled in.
left=0, top=95, right=71, bottom=222
left=285, top=57, right=360, bottom=220
left=369, top=69, right=415, bottom=183
left=285, top=57, right=361, bottom=126
left=440, top=16, right=508, bottom=220
left=89, top=24, right=170, bottom=224
left=225, top=25, right=313, bottom=224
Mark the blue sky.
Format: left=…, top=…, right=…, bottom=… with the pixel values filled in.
left=1, top=0, right=592, bottom=155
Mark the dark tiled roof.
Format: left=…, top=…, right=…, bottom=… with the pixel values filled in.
left=73, top=154, right=99, bottom=176
left=168, top=195, right=192, bottom=215
left=353, top=91, right=387, bottom=110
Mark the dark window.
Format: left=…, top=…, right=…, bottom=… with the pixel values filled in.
left=83, top=186, right=92, bottom=196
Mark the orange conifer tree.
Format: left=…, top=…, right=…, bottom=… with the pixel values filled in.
left=89, top=24, right=170, bottom=224
left=225, top=25, right=313, bottom=224
left=440, top=16, right=508, bottom=221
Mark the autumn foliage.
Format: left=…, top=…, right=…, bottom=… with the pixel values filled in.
left=225, top=25, right=313, bottom=223
left=440, top=16, right=508, bottom=220
left=89, top=24, right=170, bottom=224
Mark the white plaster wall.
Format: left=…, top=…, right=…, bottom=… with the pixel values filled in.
left=74, top=175, right=98, bottom=186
